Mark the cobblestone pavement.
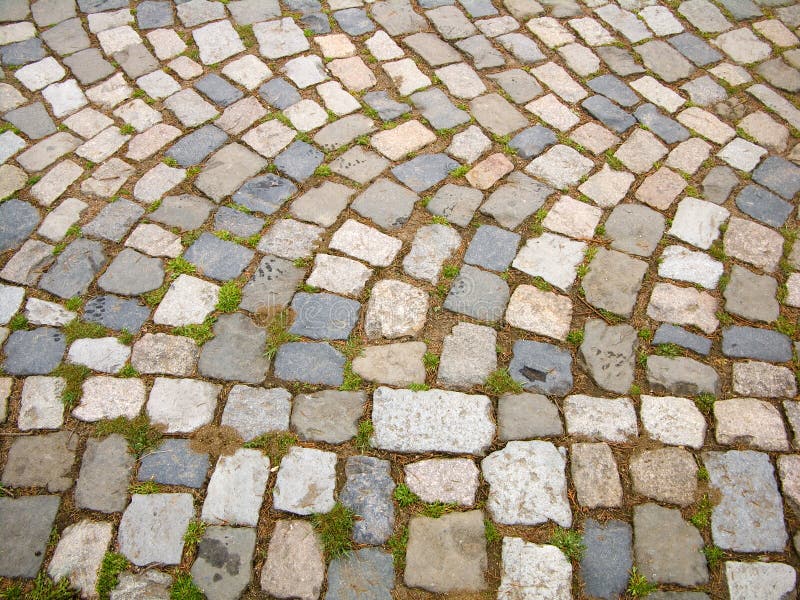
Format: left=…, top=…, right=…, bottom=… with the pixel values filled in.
left=1, top=0, right=800, bottom=597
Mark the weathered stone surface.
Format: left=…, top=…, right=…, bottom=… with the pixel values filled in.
left=147, top=377, right=220, bottom=433
left=403, top=224, right=460, bottom=284
left=199, top=313, right=268, bottom=383
left=405, top=458, right=479, bottom=506
left=138, top=439, right=209, bottom=489
left=509, top=339, right=573, bottom=396
left=110, top=571, right=172, bottom=600
left=582, top=248, right=647, bottom=317
left=18, top=376, right=65, bottom=430
left=326, top=548, right=395, bottom=600
left=0, top=495, right=60, bottom=578
left=564, top=394, right=637, bottom=442
left=48, top=521, right=113, bottom=597
left=714, top=398, right=789, bottom=451
left=646, top=282, right=718, bottom=334
left=274, top=342, right=345, bottom=386
left=578, top=319, right=637, bottom=395
left=571, top=442, right=623, bottom=508
left=2, top=431, right=76, bottom=492
left=340, top=456, right=395, bottom=544
left=630, top=447, right=698, bottom=506
left=352, top=342, right=426, bottom=386
left=647, top=356, right=720, bottom=396
left=437, top=322, right=496, bottom=389
left=703, top=450, right=787, bottom=552
left=291, top=390, right=364, bottom=444
left=640, top=395, right=706, bottom=449
left=723, top=265, right=779, bottom=323
left=191, top=526, right=256, bottom=600
left=482, top=440, right=571, bottom=526
left=633, top=503, right=708, bottom=586
left=580, top=519, right=631, bottom=600
left=131, top=333, right=198, bottom=376
left=405, top=511, right=487, bottom=593
left=372, top=387, right=494, bottom=455
left=497, top=393, right=562, bottom=441
left=725, top=562, right=796, bottom=600
left=261, top=520, right=325, bottom=600
left=365, top=279, right=427, bottom=339
left=733, top=361, right=797, bottom=399
left=273, top=446, right=337, bottom=515
left=498, top=537, right=572, bottom=600
left=74, top=434, right=133, bottom=513
left=118, top=493, right=194, bottom=566
left=241, top=255, right=304, bottom=313
left=202, top=449, right=271, bottom=526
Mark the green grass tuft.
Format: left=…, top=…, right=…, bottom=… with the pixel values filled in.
left=314, top=164, right=332, bottom=177
left=354, top=419, right=373, bottom=453
left=117, top=328, right=133, bottom=345
left=431, top=215, right=449, bottom=226
left=697, top=466, right=709, bottom=481
left=8, top=314, right=28, bottom=331
left=173, top=318, right=215, bottom=346
left=216, top=281, right=242, bottom=313
left=694, top=393, right=716, bottom=415
left=23, top=573, right=76, bottom=600
left=64, top=296, right=83, bottom=311
left=312, top=503, right=355, bottom=560
left=449, top=165, right=470, bottom=178
left=388, top=527, right=409, bottom=569
left=117, top=364, right=139, bottom=378
left=441, top=264, right=459, bottom=278
left=52, top=363, right=90, bottom=409
left=484, top=518, right=500, bottom=543
left=243, top=431, right=298, bottom=465
left=339, top=362, right=362, bottom=391
left=95, top=415, right=163, bottom=456
left=703, top=544, right=725, bottom=569
left=484, top=368, right=523, bottom=395
left=566, top=329, right=584, bottom=345
left=655, top=343, right=682, bottom=357
left=63, top=319, right=107, bottom=344
left=627, top=567, right=657, bottom=597
left=394, top=483, right=419, bottom=507
left=129, top=480, right=160, bottom=494
left=265, top=309, right=300, bottom=359
left=169, top=574, right=203, bottom=600
left=419, top=501, right=456, bottom=518
left=423, top=351, right=439, bottom=372
left=690, top=494, right=713, bottom=529
left=183, top=520, right=207, bottom=548
left=408, top=383, right=430, bottom=391
left=548, top=528, right=585, bottom=561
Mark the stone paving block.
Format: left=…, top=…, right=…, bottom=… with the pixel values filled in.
left=571, top=442, right=622, bottom=508
left=191, top=526, right=256, bottom=600
left=48, top=520, right=112, bottom=596
left=733, top=361, right=797, bottom=398
left=641, top=395, right=706, bottom=449
left=578, top=319, right=637, bottom=395
left=714, top=398, right=789, bottom=451
left=138, top=438, right=209, bottom=488
left=203, top=449, right=271, bottom=526
left=498, top=537, right=571, bottom=600
left=274, top=342, right=346, bottom=385
left=118, top=493, right=194, bottom=566
left=405, top=511, right=486, bottom=593
left=273, top=446, right=336, bottom=515
left=2, top=327, right=66, bottom=375
left=222, top=385, right=291, bottom=441
left=512, top=232, right=585, bottom=291
left=2, top=431, right=77, bottom=492
left=647, top=355, right=721, bottom=397
left=261, top=520, right=325, bottom=600
left=340, top=455, right=394, bottom=544
left=0, top=495, right=61, bottom=578
left=199, top=313, right=269, bottom=383
left=147, top=377, right=220, bottom=433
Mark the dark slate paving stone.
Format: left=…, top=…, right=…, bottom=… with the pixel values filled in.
left=340, top=457, right=395, bottom=545
left=75, top=435, right=133, bottom=513
left=149, top=194, right=214, bottom=230
left=581, top=95, right=636, bottom=134
left=0, top=496, right=61, bottom=578
left=721, top=326, right=793, bottom=362
left=38, top=239, right=107, bottom=299
left=274, top=141, right=324, bottom=182
left=391, top=153, right=458, bottom=192
left=587, top=74, right=638, bottom=107
left=273, top=341, right=345, bottom=386
left=165, top=125, right=228, bottom=167
left=463, top=224, right=520, bottom=272
left=136, top=0, right=173, bottom=28
left=410, top=88, right=470, bottom=130
left=443, top=264, right=509, bottom=322
left=717, top=0, right=762, bottom=19
left=4, top=102, right=56, bottom=140
left=0, top=199, right=39, bottom=252
left=184, top=232, right=254, bottom=281
left=509, top=125, right=556, bottom=159
left=82, top=198, right=144, bottom=243
left=752, top=156, right=800, bottom=201
left=199, top=313, right=268, bottom=383
left=77, top=0, right=129, bottom=12
left=634, top=103, right=690, bottom=144
left=288, top=292, right=360, bottom=340
left=138, top=439, right=210, bottom=488
left=83, top=295, right=150, bottom=333
left=194, top=73, right=243, bottom=107
left=363, top=91, right=411, bottom=121
left=62, top=48, right=115, bottom=84
left=2, top=327, right=65, bottom=376
left=285, top=0, right=322, bottom=12
left=258, top=77, right=301, bottom=110
left=667, top=33, right=721, bottom=66
left=214, top=206, right=265, bottom=237
left=326, top=548, right=395, bottom=600
left=580, top=519, right=632, bottom=600
left=459, top=0, right=497, bottom=16
left=301, top=11, right=331, bottom=33
left=40, top=17, right=90, bottom=56
left=333, top=8, right=375, bottom=35
left=0, top=38, right=46, bottom=66
left=233, top=174, right=297, bottom=214
left=97, top=248, right=164, bottom=295
left=734, top=184, right=793, bottom=227
left=653, top=324, right=712, bottom=356
left=509, top=339, right=573, bottom=396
